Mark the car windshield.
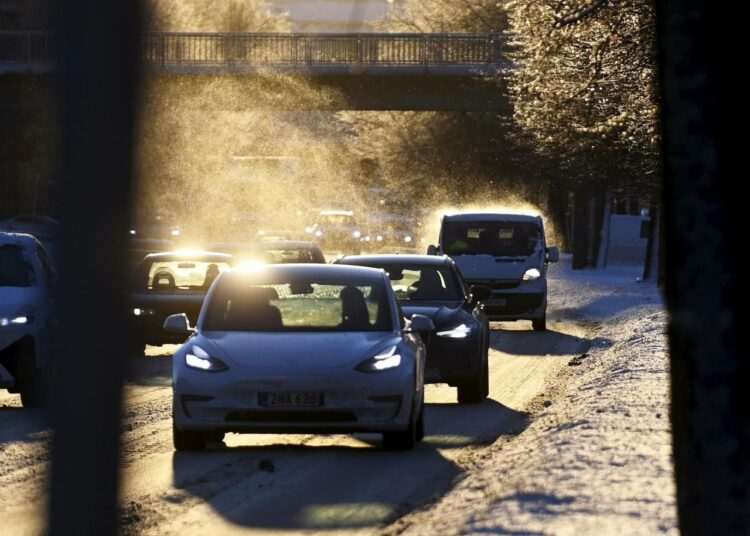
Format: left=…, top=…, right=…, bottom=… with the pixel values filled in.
left=204, top=276, right=391, bottom=332
left=0, top=245, right=33, bottom=287
left=358, top=264, right=463, bottom=302
left=139, top=260, right=232, bottom=292
left=443, top=221, right=541, bottom=257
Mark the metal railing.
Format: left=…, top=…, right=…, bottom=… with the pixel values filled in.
left=0, top=31, right=57, bottom=64
left=1, top=31, right=508, bottom=71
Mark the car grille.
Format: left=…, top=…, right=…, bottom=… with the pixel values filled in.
left=468, top=279, right=521, bottom=290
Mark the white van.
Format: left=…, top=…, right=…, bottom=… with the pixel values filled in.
left=428, top=213, right=559, bottom=330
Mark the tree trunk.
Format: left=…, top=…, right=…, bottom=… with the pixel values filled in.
left=571, top=187, right=589, bottom=269
left=547, top=180, right=569, bottom=250
left=657, top=2, right=747, bottom=535
left=596, top=190, right=613, bottom=270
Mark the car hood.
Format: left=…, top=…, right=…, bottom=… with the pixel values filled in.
left=0, top=286, right=43, bottom=315
left=452, top=249, right=543, bottom=280
left=400, top=302, right=469, bottom=328
left=200, top=331, right=400, bottom=369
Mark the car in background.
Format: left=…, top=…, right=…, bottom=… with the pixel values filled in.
left=335, top=254, right=491, bottom=403
left=304, top=209, right=363, bottom=254
left=429, top=213, right=559, bottom=330
left=166, top=264, right=433, bottom=451
left=211, top=240, right=326, bottom=264
left=128, top=251, right=233, bottom=353
left=127, top=220, right=182, bottom=273
left=0, top=232, right=56, bottom=407
left=369, top=214, right=418, bottom=248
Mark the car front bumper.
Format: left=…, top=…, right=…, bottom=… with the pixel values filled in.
left=173, top=365, right=416, bottom=434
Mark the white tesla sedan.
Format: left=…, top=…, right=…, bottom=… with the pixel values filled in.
left=165, top=264, right=434, bottom=451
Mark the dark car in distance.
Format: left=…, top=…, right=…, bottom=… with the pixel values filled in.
left=334, top=254, right=491, bottom=403
left=128, top=251, right=234, bottom=353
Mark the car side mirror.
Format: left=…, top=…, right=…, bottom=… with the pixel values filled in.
left=163, top=313, right=193, bottom=334
left=546, top=246, right=560, bottom=263
left=469, top=284, right=492, bottom=306
left=426, top=244, right=439, bottom=255
left=407, top=313, right=435, bottom=345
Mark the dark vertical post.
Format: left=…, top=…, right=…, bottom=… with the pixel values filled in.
left=657, top=1, right=747, bottom=535
left=48, top=1, right=139, bottom=535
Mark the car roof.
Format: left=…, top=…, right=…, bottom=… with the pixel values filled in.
left=336, top=254, right=451, bottom=267
left=221, top=263, right=385, bottom=283
left=0, top=231, right=43, bottom=248
left=141, top=251, right=234, bottom=263
left=442, top=212, right=541, bottom=223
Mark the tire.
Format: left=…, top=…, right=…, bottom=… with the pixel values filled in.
left=383, top=395, right=422, bottom=451
left=130, top=340, right=147, bottom=356
left=457, top=356, right=488, bottom=404
left=415, top=398, right=425, bottom=442
left=532, top=314, right=547, bottom=332
left=173, top=422, right=206, bottom=451
left=19, top=370, right=48, bottom=408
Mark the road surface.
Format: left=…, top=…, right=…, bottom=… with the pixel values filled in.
left=0, top=313, right=591, bottom=535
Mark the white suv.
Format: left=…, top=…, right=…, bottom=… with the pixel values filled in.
left=0, top=232, right=56, bottom=407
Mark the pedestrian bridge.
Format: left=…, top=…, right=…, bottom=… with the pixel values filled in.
left=1, top=31, right=513, bottom=110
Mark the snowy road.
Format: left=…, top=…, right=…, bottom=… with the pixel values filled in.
left=0, top=264, right=608, bottom=535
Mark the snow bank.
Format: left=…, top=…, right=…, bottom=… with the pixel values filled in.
left=391, top=260, right=677, bottom=535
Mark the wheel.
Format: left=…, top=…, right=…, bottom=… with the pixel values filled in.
left=417, top=408, right=424, bottom=441
left=204, top=431, right=225, bottom=444
left=129, top=339, right=147, bottom=356
left=19, top=369, right=48, bottom=408
left=532, top=314, right=547, bottom=331
left=457, top=356, right=488, bottom=404
left=173, top=422, right=206, bottom=451
left=383, top=395, right=422, bottom=450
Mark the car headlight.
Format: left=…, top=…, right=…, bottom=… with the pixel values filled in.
left=0, top=315, right=32, bottom=327
left=315, top=230, right=323, bottom=237
left=436, top=323, right=471, bottom=339
left=355, top=345, right=402, bottom=372
left=376, top=235, right=383, bottom=242
left=185, top=345, right=228, bottom=372
left=170, top=229, right=181, bottom=237
left=353, top=230, right=361, bottom=238
left=522, top=268, right=541, bottom=281
left=404, top=236, right=412, bottom=243
left=132, top=307, right=155, bottom=316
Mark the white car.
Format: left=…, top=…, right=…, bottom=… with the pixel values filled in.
left=0, top=232, right=56, bottom=407
left=166, top=264, right=434, bottom=451
left=429, top=213, right=559, bottom=330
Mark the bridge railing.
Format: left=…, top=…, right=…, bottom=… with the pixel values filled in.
left=0, top=31, right=57, bottom=65
left=2, top=31, right=508, bottom=70
left=142, top=33, right=507, bottom=66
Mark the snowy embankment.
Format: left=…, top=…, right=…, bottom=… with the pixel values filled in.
left=389, top=260, right=678, bottom=535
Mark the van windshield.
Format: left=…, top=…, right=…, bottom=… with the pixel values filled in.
left=443, top=221, right=542, bottom=257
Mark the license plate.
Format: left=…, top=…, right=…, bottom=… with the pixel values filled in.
left=485, top=298, right=506, bottom=307
left=258, top=392, right=323, bottom=408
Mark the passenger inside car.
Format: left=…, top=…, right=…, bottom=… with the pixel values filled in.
left=410, top=270, right=450, bottom=300
left=340, top=286, right=371, bottom=330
